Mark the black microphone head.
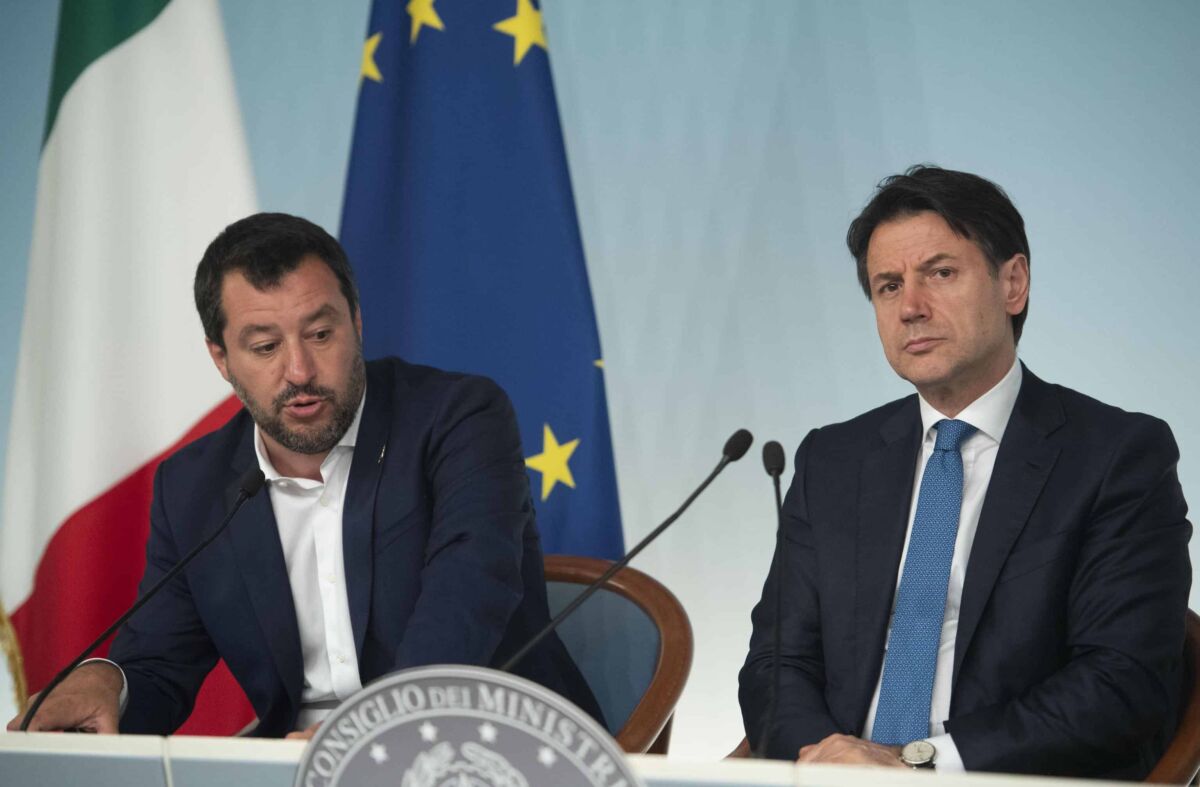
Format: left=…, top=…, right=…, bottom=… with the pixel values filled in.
left=239, top=468, right=267, bottom=497
left=723, top=429, right=753, bottom=461
left=762, top=440, right=786, bottom=478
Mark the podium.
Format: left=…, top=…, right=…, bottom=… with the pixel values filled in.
left=0, top=733, right=1125, bottom=787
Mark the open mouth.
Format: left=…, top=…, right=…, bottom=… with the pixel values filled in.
left=282, top=397, right=328, bottom=418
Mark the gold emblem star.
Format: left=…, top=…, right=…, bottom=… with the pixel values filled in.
left=406, top=0, right=445, bottom=44
left=525, top=424, right=580, bottom=501
left=361, top=32, right=383, bottom=82
left=493, top=0, right=547, bottom=66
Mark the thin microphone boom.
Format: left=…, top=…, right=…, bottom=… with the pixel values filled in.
left=756, top=440, right=786, bottom=759
left=501, top=429, right=753, bottom=674
left=20, top=467, right=267, bottom=732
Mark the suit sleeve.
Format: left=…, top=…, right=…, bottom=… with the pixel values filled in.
left=948, top=416, right=1193, bottom=776
left=107, top=464, right=219, bottom=734
left=739, top=428, right=842, bottom=759
left=391, top=376, right=532, bottom=669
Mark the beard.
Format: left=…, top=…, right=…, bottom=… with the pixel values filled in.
left=229, top=352, right=367, bottom=455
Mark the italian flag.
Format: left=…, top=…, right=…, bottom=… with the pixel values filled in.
left=2, top=0, right=257, bottom=734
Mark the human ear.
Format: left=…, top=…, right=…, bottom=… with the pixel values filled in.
left=1002, top=254, right=1030, bottom=316
left=206, top=338, right=232, bottom=383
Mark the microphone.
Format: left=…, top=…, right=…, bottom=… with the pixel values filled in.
left=755, top=440, right=786, bottom=759
left=762, top=441, right=785, bottom=482
left=500, top=429, right=753, bottom=673
left=20, top=467, right=267, bottom=731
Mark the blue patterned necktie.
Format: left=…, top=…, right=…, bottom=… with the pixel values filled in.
left=871, top=418, right=975, bottom=745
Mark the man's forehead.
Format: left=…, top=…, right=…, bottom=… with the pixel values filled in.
left=220, top=259, right=348, bottom=330
left=865, top=212, right=971, bottom=272
left=235, top=303, right=339, bottom=333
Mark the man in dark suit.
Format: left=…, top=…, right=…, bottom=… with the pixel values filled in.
left=740, top=166, right=1192, bottom=778
left=11, top=213, right=600, bottom=736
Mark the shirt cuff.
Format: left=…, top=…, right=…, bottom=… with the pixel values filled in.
left=927, top=732, right=964, bottom=772
left=80, top=657, right=128, bottom=716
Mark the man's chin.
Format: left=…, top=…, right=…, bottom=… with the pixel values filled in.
left=890, top=358, right=952, bottom=389
left=267, top=423, right=341, bottom=455
left=279, top=409, right=331, bottom=431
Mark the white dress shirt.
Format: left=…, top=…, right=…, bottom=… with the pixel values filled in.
left=253, top=390, right=366, bottom=730
left=861, top=358, right=1022, bottom=771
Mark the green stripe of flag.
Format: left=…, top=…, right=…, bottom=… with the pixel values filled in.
left=43, top=0, right=171, bottom=145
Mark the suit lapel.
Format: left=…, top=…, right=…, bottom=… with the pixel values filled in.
left=225, top=426, right=304, bottom=712
left=342, top=363, right=393, bottom=660
left=952, top=368, right=1063, bottom=686
left=853, top=398, right=922, bottom=719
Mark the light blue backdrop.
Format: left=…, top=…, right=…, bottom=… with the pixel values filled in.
left=2, top=0, right=1198, bottom=757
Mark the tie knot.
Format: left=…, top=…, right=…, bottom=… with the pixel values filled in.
left=933, top=419, right=975, bottom=451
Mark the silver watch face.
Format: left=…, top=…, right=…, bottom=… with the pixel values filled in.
left=901, top=739, right=936, bottom=766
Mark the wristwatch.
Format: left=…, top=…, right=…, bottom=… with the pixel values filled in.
left=899, top=740, right=937, bottom=769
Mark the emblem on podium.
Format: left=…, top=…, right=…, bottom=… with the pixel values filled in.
left=295, top=665, right=642, bottom=787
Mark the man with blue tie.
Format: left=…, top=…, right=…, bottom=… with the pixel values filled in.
left=739, top=165, right=1192, bottom=778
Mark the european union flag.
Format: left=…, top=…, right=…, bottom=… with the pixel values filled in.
left=339, top=0, right=623, bottom=559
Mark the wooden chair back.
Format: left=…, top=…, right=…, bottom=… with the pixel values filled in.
left=1147, top=609, right=1200, bottom=784
left=544, top=555, right=692, bottom=754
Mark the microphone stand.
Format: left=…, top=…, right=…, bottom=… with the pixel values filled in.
left=20, top=468, right=266, bottom=731
left=501, top=430, right=753, bottom=673
left=756, top=441, right=786, bottom=758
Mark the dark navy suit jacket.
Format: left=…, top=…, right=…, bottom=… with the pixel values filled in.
left=110, top=358, right=601, bottom=736
left=740, top=367, right=1192, bottom=778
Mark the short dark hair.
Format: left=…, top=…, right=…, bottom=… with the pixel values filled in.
left=846, top=165, right=1030, bottom=343
left=194, top=213, right=360, bottom=348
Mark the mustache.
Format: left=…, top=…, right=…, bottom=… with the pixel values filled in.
left=273, top=382, right=336, bottom=412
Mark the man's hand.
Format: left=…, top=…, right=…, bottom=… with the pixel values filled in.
left=798, top=733, right=906, bottom=767
left=285, top=722, right=321, bottom=741
left=5, top=661, right=123, bottom=733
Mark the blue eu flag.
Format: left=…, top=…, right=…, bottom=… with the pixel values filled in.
left=340, top=0, right=624, bottom=558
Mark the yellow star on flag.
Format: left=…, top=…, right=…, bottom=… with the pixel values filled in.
left=493, top=0, right=547, bottom=66
left=406, top=0, right=445, bottom=44
left=525, top=424, right=580, bottom=501
left=361, top=32, right=383, bottom=82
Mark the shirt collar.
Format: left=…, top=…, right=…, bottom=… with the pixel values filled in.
left=917, top=357, right=1022, bottom=445
left=253, top=384, right=367, bottom=482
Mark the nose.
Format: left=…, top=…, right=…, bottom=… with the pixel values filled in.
left=899, top=280, right=929, bottom=323
left=283, top=341, right=316, bottom=385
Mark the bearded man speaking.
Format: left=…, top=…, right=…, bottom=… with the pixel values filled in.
left=10, top=213, right=601, bottom=737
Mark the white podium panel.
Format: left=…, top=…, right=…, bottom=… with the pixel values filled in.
left=0, top=733, right=167, bottom=787
left=631, top=753, right=794, bottom=786
left=168, top=736, right=307, bottom=787
left=0, top=733, right=1129, bottom=787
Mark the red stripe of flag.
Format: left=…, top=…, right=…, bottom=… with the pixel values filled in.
left=12, top=394, right=255, bottom=735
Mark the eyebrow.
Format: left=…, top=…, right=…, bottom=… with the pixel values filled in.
left=916, top=252, right=956, bottom=270
left=869, top=253, right=956, bottom=286
left=236, top=303, right=340, bottom=344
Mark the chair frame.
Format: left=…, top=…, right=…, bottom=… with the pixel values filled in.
left=544, top=555, right=693, bottom=755
left=1147, top=609, right=1200, bottom=784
